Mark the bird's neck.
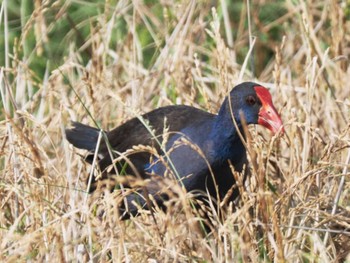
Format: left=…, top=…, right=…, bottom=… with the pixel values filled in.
left=214, top=99, right=245, bottom=142
left=209, top=109, right=246, bottom=162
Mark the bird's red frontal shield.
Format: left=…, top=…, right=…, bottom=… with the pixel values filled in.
left=254, top=86, right=284, bottom=134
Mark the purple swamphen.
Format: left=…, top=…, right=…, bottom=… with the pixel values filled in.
left=66, top=82, right=284, bottom=217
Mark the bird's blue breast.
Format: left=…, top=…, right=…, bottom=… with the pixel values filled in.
left=142, top=121, right=246, bottom=186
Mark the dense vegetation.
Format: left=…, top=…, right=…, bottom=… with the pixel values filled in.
left=1, top=0, right=349, bottom=261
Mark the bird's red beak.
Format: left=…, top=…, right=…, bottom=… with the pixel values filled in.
left=254, top=86, right=284, bottom=135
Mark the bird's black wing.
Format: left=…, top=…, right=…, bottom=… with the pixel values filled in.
left=65, top=105, right=215, bottom=180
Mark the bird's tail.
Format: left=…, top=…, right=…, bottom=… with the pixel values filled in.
left=65, top=122, right=100, bottom=152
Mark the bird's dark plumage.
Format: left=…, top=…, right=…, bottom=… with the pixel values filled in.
left=66, top=82, right=284, bottom=217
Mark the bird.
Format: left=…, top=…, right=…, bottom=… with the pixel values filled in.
left=66, top=82, right=284, bottom=218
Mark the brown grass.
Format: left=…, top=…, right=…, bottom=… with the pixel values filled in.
left=1, top=0, right=350, bottom=262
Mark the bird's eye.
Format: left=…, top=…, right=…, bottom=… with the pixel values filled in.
left=246, top=95, right=256, bottom=106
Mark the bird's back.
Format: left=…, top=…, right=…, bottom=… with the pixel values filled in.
left=66, top=105, right=216, bottom=191
left=104, top=105, right=215, bottom=155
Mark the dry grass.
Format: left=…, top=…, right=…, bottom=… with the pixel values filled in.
left=1, top=0, right=350, bottom=262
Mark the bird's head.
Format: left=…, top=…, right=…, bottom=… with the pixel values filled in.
left=220, top=82, right=284, bottom=135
